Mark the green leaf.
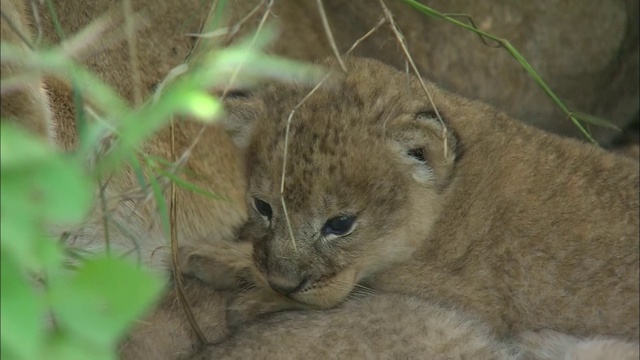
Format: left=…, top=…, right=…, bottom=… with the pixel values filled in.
left=0, top=125, right=93, bottom=224
left=0, top=180, right=42, bottom=270
left=0, top=253, right=46, bottom=360
left=147, top=173, right=171, bottom=239
left=181, top=90, right=222, bottom=121
left=0, top=123, right=52, bottom=168
left=48, top=256, right=164, bottom=348
left=34, top=157, right=93, bottom=223
left=44, top=330, right=115, bottom=360
left=573, top=111, right=621, bottom=131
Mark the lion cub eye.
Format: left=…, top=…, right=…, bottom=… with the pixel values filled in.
left=322, top=215, right=356, bottom=237
left=254, top=198, right=273, bottom=219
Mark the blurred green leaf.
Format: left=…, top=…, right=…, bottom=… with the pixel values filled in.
left=45, top=330, right=115, bottom=360
left=181, top=91, right=222, bottom=121
left=0, top=122, right=51, bottom=167
left=1, top=125, right=85, bottom=271
left=1, top=181, right=42, bottom=270
left=1, top=124, right=93, bottom=224
left=48, top=256, right=164, bottom=348
left=0, top=253, right=46, bottom=360
left=147, top=173, right=171, bottom=239
left=573, top=111, right=620, bottom=131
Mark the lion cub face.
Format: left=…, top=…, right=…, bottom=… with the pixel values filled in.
left=223, top=58, right=457, bottom=308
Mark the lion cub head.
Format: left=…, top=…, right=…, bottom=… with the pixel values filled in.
left=222, top=57, right=458, bottom=308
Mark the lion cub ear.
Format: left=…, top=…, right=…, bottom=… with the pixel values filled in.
left=387, top=111, right=458, bottom=189
left=218, top=90, right=264, bottom=150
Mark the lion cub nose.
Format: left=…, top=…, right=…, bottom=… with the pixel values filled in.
left=267, top=273, right=308, bottom=295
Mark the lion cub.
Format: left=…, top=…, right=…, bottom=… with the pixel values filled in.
left=193, top=57, right=639, bottom=340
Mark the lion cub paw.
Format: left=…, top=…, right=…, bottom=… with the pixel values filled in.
left=177, top=241, right=254, bottom=291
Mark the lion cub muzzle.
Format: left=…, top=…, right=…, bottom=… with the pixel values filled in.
left=266, top=272, right=310, bottom=295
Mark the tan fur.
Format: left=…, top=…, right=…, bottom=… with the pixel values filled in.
left=118, top=277, right=230, bottom=360
left=615, top=143, right=640, bottom=160
left=0, top=0, right=54, bottom=141
left=121, top=276, right=522, bottom=360
left=203, top=57, right=639, bottom=340
left=127, top=254, right=636, bottom=360
left=518, top=329, right=640, bottom=360
left=197, top=292, right=522, bottom=360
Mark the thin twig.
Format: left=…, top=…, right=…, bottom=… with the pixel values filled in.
left=29, top=0, right=43, bottom=45
left=220, top=0, right=274, bottom=100
left=168, top=0, right=273, bottom=166
left=123, top=0, right=143, bottom=105
left=169, top=118, right=207, bottom=345
left=378, top=0, right=449, bottom=158
left=223, top=0, right=265, bottom=45
left=278, top=15, right=387, bottom=252
left=184, top=0, right=221, bottom=64
left=315, top=0, right=346, bottom=72
left=98, top=172, right=112, bottom=255
left=165, top=0, right=274, bottom=346
left=279, top=78, right=329, bottom=252
left=344, top=17, right=386, bottom=55
left=0, top=9, right=34, bottom=50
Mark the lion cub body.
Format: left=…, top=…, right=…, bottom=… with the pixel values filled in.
left=122, top=277, right=522, bottom=360
left=121, top=271, right=638, bottom=360
left=218, top=57, right=639, bottom=339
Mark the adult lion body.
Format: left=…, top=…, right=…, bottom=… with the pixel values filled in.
left=219, top=0, right=639, bottom=144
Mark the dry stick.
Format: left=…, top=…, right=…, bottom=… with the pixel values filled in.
left=0, top=9, right=34, bottom=50
left=168, top=118, right=209, bottom=345
left=279, top=16, right=387, bottom=252
left=29, top=0, right=43, bottom=45
left=184, top=0, right=221, bottom=64
left=166, top=0, right=273, bottom=346
left=222, top=1, right=265, bottom=46
left=171, top=0, right=271, bottom=171
left=219, top=0, right=274, bottom=100
left=315, top=0, right=347, bottom=73
left=122, top=0, right=143, bottom=106
left=344, top=17, right=386, bottom=55
left=184, top=0, right=263, bottom=45
left=98, top=171, right=113, bottom=255
left=378, top=0, right=449, bottom=159
left=279, top=81, right=329, bottom=252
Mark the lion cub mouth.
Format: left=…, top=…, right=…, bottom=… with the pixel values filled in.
left=288, top=268, right=359, bottom=309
